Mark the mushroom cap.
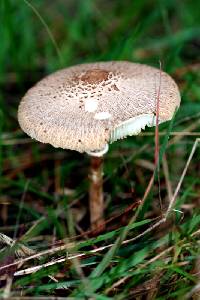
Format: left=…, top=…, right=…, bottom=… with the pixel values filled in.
left=18, top=61, right=181, bottom=153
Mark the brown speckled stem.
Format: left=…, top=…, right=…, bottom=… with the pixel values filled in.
left=89, top=156, right=104, bottom=230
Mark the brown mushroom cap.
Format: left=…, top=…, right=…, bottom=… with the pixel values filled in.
left=18, top=61, right=181, bottom=153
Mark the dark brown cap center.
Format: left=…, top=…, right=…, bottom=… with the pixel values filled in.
left=80, top=69, right=109, bottom=84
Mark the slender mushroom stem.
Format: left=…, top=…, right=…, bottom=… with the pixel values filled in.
left=89, top=155, right=104, bottom=230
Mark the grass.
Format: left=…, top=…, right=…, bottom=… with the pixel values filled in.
left=0, top=0, right=200, bottom=299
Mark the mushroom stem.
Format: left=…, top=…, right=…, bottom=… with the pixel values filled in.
left=89, top=156, right=104, bottom=230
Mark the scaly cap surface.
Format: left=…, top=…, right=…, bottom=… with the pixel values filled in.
left=18, top=61, right=181, bottom=153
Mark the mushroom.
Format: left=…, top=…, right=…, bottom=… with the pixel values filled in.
left=18, top=61, right=181, bottom=230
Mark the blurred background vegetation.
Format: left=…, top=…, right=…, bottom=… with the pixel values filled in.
left=0, top=0, right=199, bottom=299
